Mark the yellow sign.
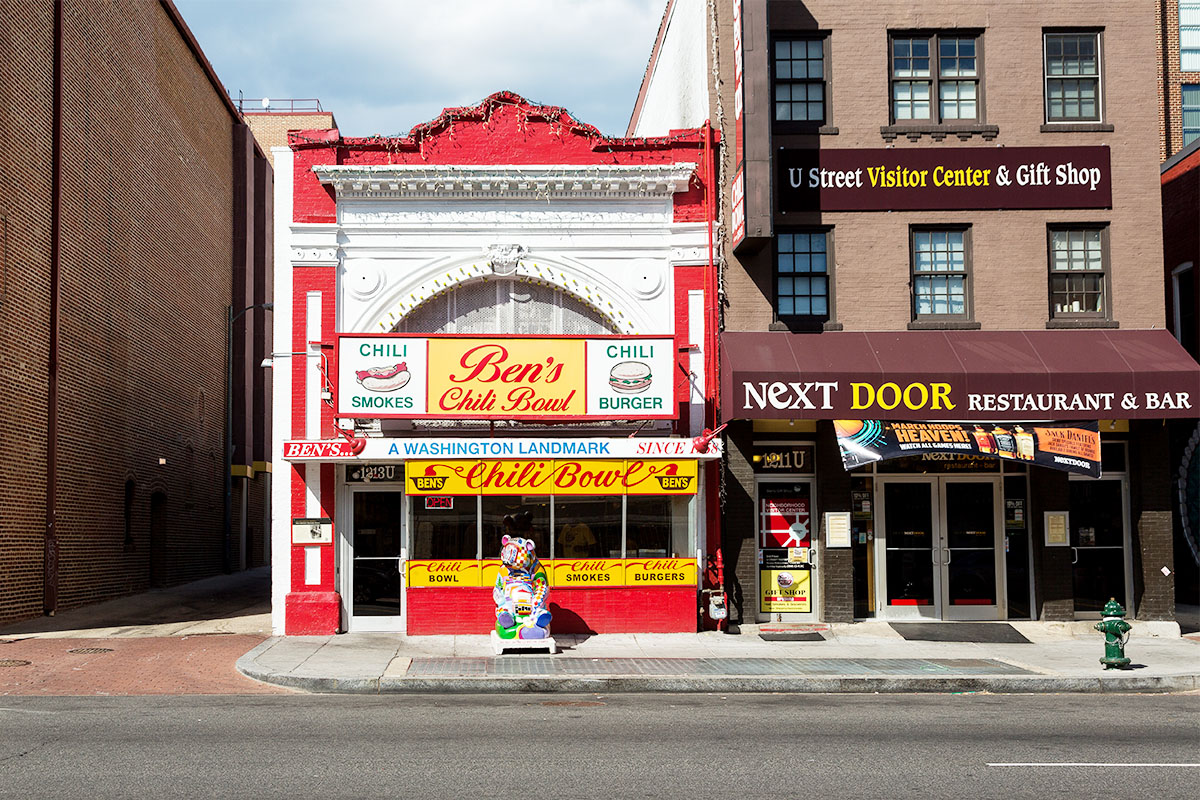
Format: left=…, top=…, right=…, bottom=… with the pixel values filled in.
left=760, top=568, right=812, bottom=613
left=407, top=560, right=482, bottom=587
left=622, top=459, right=698, bottom=495
left=428, top=338, right=586, bottom=416
left=404, top=460, right=699, bottom=496
left=405, top=460, right=479, bottom=495
left=480, top=560, right=504, bottom=588
left=625, top=558, right=697, bottom=586
left=549, top=559, right=625, bottom=587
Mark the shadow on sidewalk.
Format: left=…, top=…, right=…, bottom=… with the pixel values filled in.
left=0, top=567, right=271, bottom=637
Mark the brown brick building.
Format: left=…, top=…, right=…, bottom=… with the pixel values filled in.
left=632, top=0, right=1199, bottom=625
left=1158, top=0, right=1200, bottom=160
left=0, top=0, right=272, bottom=625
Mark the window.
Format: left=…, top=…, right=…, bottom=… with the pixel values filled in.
left=1049, top=226, right=1108, bottom=319
left=890, top=33, right=980, bottom=123
left=1184, top=85, right=1200, bottom=147
left=773, top=37, right=826, bottom=125
left=1044, top=32, right=1101, bottom=122
left=1183, top=2, right=1200, bottom=72
left=775, top=231, right=830, bottom=320
left=911, top=228, right=970, bottom=320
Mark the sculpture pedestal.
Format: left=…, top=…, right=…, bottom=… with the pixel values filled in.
left=491, top=630, right=557, bottom=655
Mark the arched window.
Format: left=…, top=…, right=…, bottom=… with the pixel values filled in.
left=394, top=278, right=616, bottom=335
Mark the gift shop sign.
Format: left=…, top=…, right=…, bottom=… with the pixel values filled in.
left=777, top=146, right=1111, bottom=211
left=336, top=335, right=677, bottom=420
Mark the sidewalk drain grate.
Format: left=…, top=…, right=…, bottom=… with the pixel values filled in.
left=68, top=647, right=114, bottom=654
left=0, top=659, right=32, bottom=667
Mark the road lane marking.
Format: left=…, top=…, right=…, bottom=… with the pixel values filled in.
left=988, top=763, right=1200, bottom=768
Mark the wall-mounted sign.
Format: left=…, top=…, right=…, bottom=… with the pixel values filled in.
left=403, top=459, right=699, bottom=496
left=752, top=444, right=816, bottom=473
left=346, top=464, right=401, bottom=483
left=825, top=511, right=852, bottom=549
left=283, top=436, right=722, bottom=462
left=835, top=420, right=1101, bottom=477
left=291, top=517, right=332, bottom=545
left=777, top=146, right=1111, bottom=212
left=759, top=482, right=812, bottom=548
left=1044, top=512, right=1070, bottom=547
left=337, top=335, right=677, bottom=420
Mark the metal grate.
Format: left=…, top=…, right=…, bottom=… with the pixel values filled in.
left=406, top=657, right=1035, bottom=678
left=0, top=659, right=31, bottom=667
left=67, top=647, right=114, bottom=654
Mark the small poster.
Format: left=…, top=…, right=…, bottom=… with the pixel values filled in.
left=760, top=568, right=812, bottom=613
left=759, top=483, right=812, bottom=548
left=1005, top=498, right=1025, bottom=530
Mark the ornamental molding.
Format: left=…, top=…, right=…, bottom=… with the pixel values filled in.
left=312, top=164, right=696, bottom=201
left=484, top=243, right=527, bottom=276
left=291, top=246, right=339, bottom=267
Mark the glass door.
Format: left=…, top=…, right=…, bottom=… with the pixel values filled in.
left=756, top=479, right=818, bottom=620
left=1069, top=477, right=1129, bottom=616
left=346, top=489, right=406, bottom=632
left=876, top=479, right=939, bottom=618
left=939, top=479, right=1003, bottom=620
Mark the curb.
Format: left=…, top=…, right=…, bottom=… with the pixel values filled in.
left=236, top=655, right=1200, bottom=696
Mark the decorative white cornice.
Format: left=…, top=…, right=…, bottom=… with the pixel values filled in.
left=312, top=164, right=696, bottom=201
left=291, top=246, right=339, bottom=267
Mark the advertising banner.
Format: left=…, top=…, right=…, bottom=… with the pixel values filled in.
left=834, top=420, right=1102, bottom=477
left=282, top=436, right=723, bottom=462
left=337, top=334, right=677, bottom=420
left=760, top=548, right=812, bottom=613
left=403, top=460, right=701, bottom=496
left=777, top=146, right=1111, bottom=211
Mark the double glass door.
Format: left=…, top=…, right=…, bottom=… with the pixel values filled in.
left=875, top=477, right=1004, bottom=619
left=343, top=489, right=406, bottom=632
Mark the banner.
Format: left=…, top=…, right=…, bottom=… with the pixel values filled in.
left=337, top=335, right=677, bottom=420
left=409, top=559, right=697, bottom=588
left=834, top=420, right=1101, bottom=477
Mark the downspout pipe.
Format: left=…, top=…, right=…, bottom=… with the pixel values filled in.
left=45, top=0, right=63, bottom=615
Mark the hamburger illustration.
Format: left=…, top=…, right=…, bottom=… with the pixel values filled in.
left=355, top=362, right=410, bottom=392
left=608, top=361, right=652, bottom=394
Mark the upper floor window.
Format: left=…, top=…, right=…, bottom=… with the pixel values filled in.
left=1049, top=226, right=1108, bottom=321
left=890, top=33, right=980, bottom=123
left=1182, top=2, right=1200, bottom=72
left=773, top=37, right=826, bottom=125
left=775, top=231, right=830, bottom=321
left=1044, top=32, right=1101, bottom=122
left=911, top=227, right=971, bottom=321
left=1184, top=85, right=1200, bottom=147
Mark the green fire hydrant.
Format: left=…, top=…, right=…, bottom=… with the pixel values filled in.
left=1094, top=598, right=1132, bottom=670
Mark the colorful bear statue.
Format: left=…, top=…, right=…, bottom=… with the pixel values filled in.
left=493, top=532, right=551, bottom=641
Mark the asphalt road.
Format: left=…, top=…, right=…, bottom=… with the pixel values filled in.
left=1, top=693, right=1196, bottom=798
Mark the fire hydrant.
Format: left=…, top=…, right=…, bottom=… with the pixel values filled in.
left=1094, top=598, right=1132, bottom=670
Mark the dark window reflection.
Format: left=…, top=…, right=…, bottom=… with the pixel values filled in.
left=481, top=496, right=550, bottom=559
left=554, top=496, right=621, bottom=558
left=412, top=495, right=478, bottom=559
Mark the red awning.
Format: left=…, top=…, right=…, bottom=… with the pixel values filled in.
left=720, top=329, right=1200, bottom=421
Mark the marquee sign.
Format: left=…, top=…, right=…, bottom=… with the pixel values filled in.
left=281, top=436, right=723, bottom=462
left=777, top=146, right=1111, bottom=212
left=337, top=334, right=677, bottom=420
left=403, top=459, right=698, bottom=496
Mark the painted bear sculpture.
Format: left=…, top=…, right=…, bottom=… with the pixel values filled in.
left=493, top=534, right=551, bottom=640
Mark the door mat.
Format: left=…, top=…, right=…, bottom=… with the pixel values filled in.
left=889, top=622, right=1031, bottom=643
left=759, top=632, right=826, bottom=642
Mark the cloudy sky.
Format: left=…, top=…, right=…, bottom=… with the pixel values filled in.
left=173, top=0, right=668, bottom=138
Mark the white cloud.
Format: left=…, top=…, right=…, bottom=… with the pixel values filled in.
left=176, top=0, right=667, bottom=136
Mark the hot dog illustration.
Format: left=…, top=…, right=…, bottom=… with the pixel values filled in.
left=355, top=362, right=410, bottom=392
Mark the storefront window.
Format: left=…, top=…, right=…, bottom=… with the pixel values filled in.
left=481, top=496, right=551, bottom=554
left=411, top=495, right=478, bottom=559
left=627, top=495, right=690, bottom=558
left=553, top=496, right=622, bottom=558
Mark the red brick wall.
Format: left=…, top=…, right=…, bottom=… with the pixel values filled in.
left=0, top=0, right=270, bottom=625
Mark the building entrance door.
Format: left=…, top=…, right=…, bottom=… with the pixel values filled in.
left=1068, top=477, right=1130, bottom=617
left=755, top=478, right=818, bottom=621
left=875, top=477, right=1004, bottom=620
left=343, top=488, right=406, bottom=632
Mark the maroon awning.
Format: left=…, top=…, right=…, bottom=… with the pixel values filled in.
left=720, top=329, right=1200, bottom=421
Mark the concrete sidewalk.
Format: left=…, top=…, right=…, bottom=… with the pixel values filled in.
left=237, top=619, right=1200, bottom=694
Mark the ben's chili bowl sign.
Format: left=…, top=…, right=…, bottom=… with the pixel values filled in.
left=404, top=459, right=699, bottom=496
left=336, top=335, right=676, bottom=420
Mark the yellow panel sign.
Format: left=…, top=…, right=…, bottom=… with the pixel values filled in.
left=624, top=558, right=697, bottom=586
left=407, top=560, right=482, bottom=587
left=549, top=559, right=625, bottom=587
left=427, top=338, right=586, bottom=417
left=404, top=460, right=698, bottom=496
left=622, top=459, right=698, bottom=495
left=760, top=568, right=812, bottom=613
